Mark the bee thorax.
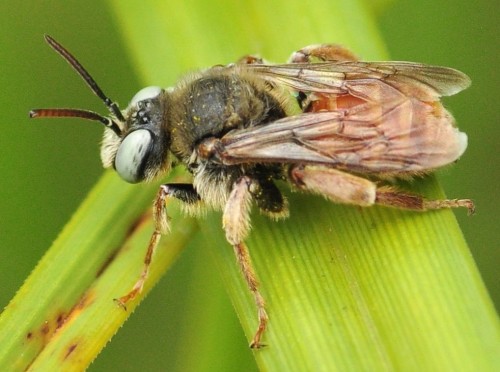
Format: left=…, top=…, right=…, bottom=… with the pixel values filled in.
left=169, top=69, right=288, bottom=161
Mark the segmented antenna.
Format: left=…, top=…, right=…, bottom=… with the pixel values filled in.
left=29, top=35, right=124, bottom=136
left=29, top=108, right=122, bottom=135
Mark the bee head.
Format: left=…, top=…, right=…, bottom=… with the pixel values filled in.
left=29, top=35, right=172, bottom=184
left=102, top=86, right=172, bottom=183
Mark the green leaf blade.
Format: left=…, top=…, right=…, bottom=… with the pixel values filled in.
left=1, top=0, right=498, bottom=370
left=0, top=171, right=197, bottom=370
left=205, top=179, right=498, bottom=370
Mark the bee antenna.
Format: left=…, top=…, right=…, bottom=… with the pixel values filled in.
left=43, top=34, right=126, bottom=123
left=29, top=108, right=122, bottom=136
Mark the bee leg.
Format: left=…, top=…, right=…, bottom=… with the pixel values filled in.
left=288, top=44, right=359, bottom=63
left=290, top=165, right=377, bottom=206
left=223, top=176, right=268, bottom=348
left=290, top=165, right=474, bottom=214
left=115, top=184, right=200, bottom=309
left=375, top=186, right=475, bottom=215
left=252, top=177, right=289, bottom=220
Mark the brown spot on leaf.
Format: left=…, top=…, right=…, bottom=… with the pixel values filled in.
left=56, top=313, right=66, bottom=329
left=40, top=321, right=50, bottom=335
left=64, top=343, right=78, bottom=360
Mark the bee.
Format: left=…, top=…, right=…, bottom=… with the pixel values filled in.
left=30, top=35, right=474, bottom=348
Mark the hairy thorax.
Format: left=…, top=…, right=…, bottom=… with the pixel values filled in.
left=168, top=68, right=290, bottom=210
left=169, top=68, right=288, bottom=162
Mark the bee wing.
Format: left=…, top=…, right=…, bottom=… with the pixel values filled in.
left=218, top=61, right=469, bottom=173
left=245, top=61, right=471, bottom=100
left=219, top=98, right=468, bottom=173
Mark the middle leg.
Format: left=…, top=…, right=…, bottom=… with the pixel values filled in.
left=223, top=176, right=269, bottom=348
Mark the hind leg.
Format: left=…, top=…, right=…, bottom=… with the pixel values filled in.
left=289, top=165, right=474, bottom=214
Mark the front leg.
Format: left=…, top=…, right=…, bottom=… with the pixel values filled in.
left=223, top=176, right=268, bottom=348
left=115, top=183, right=200, bottom=307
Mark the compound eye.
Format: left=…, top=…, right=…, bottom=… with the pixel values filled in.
left=129, top=86, right=162, bottom=108
left=114, top=129, right=152, bottom=183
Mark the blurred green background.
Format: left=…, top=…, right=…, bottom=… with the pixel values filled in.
left=0, top=0, right=497, bottom=370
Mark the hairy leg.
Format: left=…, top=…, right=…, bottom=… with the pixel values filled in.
left=223, top=176, right=269, bottom=348
left=290, top=164, right=474, bottom=214
left=115, top=184, right=200, bottom=307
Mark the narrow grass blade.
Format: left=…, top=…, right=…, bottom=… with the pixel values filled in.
left=0, top=171, right=197, bottom=370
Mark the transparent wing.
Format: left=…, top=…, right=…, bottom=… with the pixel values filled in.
left=216, top=61, right=469, bottom=174
left=219, top=98, right=468, bottom=174
left=243, top=61, right=471, bottom=100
